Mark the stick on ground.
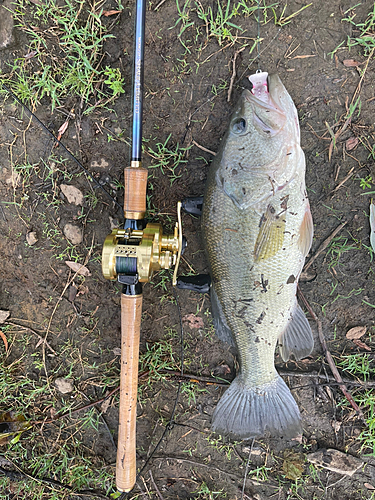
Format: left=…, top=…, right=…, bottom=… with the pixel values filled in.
left=298, top=286, right=365, bottom=421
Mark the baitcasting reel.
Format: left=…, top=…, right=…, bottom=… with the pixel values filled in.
left=102, top=202, right=183, bottom=285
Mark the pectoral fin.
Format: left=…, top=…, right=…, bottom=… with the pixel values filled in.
left=278, top=302, right=314, bottom=362
left=254, top=204, right=286, bottom=262
left=298, top=204, right=313, bottom=258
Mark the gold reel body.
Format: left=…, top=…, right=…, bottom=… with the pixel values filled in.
left=102, top=202, right=182, bottom=284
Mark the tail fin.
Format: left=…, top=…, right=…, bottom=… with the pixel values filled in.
left=212, top=375, right=301, bottom=440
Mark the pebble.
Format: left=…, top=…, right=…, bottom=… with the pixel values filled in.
left=0, top=310, right=10, bottom=324
left=26, top=231, right=38, bottom=246
left=60, top=184, right=84, bottom=206
left=63, top=223, right=82, bottom=245
left=54, top=378, right=74, bottom=394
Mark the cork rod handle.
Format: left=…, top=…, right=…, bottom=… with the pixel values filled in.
left=116, top=293, right=143, bottom=492
left=124, top=165, right=148, bottom=219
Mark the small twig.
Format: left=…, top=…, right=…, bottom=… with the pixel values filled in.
left=328, top=47, right=374, bottom=159
left=153, top=0, right=167, bottom=10
left=32, top=385, right=120, bottom=425
left=241, top=439, right=254, bottom=500
left=192, top=140, right=216, bottom=156
left=152, top=368, right=229, bottom=386
left=228, top=46, right=247, bottom=102
left=279, top=370, right=375, bottom=388
left=303, top=221, right=347, bottom=272
left=331, top=167, right=355, bottom=194
left=297, top=287, right=365, bottom=421
left=5, top=321, right=56, bottom=354
left=149, top=470, right=165, bottom=500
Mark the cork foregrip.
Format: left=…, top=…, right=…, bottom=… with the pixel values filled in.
left=116, top=293, right=143, bottom=492
left=124, top=167, right=148, bottom=219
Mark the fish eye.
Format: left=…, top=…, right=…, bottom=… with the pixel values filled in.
left=232, top=118, right=246, bottom=134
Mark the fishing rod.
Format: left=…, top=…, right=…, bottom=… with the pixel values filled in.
left=101, top=0, right=183, bottom=492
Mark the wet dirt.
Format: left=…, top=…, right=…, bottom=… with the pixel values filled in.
left=1, top=0, right=375, bottom=498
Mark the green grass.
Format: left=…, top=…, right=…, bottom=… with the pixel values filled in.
left=344, top=3, right=375, bottom=56
left=171, top=0, right=310, bottom=54
left=148, top=134, right=191, bottom=186
left=337, top=353, right=375, bottom=453
left=139, top=332, right=180, bottom=387
left=0, top=329, right=118, bottom=498
left=330, top=3, right=375, bottom=58
left=326, top=235, right=357, bottom=268
left=192, top=481, right=227, bottom=499
left=2, top=0, right=125, bottom=112
left=338, top=353, right=374, bottom=381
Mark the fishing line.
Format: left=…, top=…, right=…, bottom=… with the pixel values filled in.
left=118, top=274, right=185, bottom=500
left=0, top=83, right=123, bottom=211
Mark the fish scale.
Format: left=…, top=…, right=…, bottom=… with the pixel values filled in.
left=202, top=73, right=314, bottom=440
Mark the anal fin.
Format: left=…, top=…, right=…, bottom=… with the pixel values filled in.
left=210, top=285, right=235, bottom=347
left=278, top=303, right=314, bottom=362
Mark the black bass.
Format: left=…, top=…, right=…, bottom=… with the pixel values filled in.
left=201, top=72, right=314, bottom=440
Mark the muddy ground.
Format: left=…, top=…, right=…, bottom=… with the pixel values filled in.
left=1, top=0, right=375, bottom=499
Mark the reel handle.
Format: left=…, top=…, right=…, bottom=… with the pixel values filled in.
left=116, top=292, right=143, bottom=492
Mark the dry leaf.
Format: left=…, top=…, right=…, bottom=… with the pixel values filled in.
left=353, top=339, right=371, bottom=351
left=0, top=330, right=8, bottom=352
left=102, top=9, right=121, bottom=16
left=282, top=450, right=305, bottom=480
left=345, top=136, right=359, bottom=151
left=346, top=326, right=366, bottom=340
left=101, top=396, right=111, bottom=413
left=0, top=310, right=10, bottom=324
left=0, top=412, right=31, bottom=446
left=365, top=483, right=375, bottom=490
left=24, top=51, right=37, bottom=59
left=343, top=59, right=361, bottom=67
left=65, top=261, right=91, bottom=276
left=182, top=314, right=204, bottom=329
left=57, top=119, right=69, bottom=141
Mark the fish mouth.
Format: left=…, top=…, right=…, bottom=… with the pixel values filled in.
left=245, top=72, right=286, bottom=135
left=247, top=72, right=284, bottom=113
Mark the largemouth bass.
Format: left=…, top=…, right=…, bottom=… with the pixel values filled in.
left=201, top=72, right=314, bottom=440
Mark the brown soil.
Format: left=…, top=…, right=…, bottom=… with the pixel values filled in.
left=1, top=0, right=375, bottom=499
